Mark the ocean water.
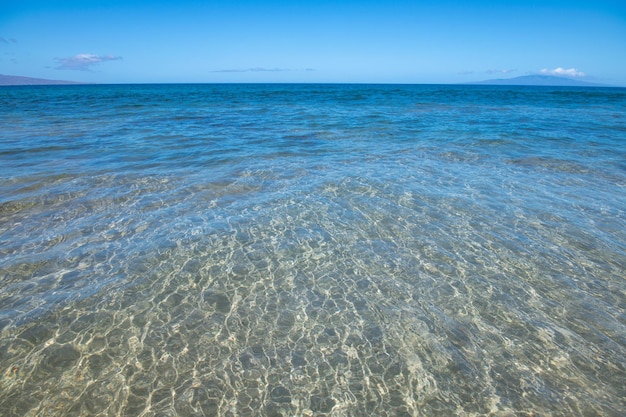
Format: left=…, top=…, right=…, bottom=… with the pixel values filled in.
left=0, top=83, right=625, bottom=417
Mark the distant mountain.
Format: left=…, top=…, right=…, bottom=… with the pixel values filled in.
left=0, top=74, right=85, bottom=86
left=470, top=75, right=610, bottom=87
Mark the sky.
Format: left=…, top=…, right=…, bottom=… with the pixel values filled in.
left=1, top=0, right=625, bottom=85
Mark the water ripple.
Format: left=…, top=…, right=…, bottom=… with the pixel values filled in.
left=1, top=84, right=625, bottom=416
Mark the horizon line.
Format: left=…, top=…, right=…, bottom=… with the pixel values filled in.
left=0, top=74, right=622, bottom=88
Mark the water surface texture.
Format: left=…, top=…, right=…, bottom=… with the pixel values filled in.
left=1, top=84, right=625, bottom=416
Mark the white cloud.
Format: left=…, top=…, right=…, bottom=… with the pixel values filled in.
left=486, top=69, right=515, bottom=75
left=540, top=67, right=585, bottom=78
left=55, top=53, right=122, bottom=71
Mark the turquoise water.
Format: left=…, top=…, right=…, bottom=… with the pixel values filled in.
left=0, top=84, right=625, bottom=416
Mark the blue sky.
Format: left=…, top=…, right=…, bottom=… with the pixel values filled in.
left=1, top=0, right=625, bottom=84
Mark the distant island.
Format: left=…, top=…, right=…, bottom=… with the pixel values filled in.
left=0, top=74, right=85, bottom=86
left=469, top=75, right=611, bottom=87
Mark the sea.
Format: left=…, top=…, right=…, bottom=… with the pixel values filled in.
left=0, top=83, right=625, bottom=417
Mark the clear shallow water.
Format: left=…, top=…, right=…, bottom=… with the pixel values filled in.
left=0, top=84, right=625, bottom=416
